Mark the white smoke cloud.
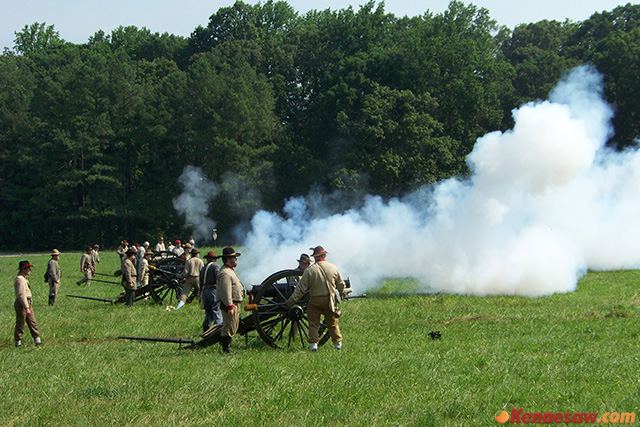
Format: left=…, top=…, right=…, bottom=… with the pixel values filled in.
left=240, top=65, right=640, bottom=296
left=172, top=166, right=218, bottom=245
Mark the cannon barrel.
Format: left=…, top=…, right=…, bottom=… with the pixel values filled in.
left=93, top=272, right=115, bottom=277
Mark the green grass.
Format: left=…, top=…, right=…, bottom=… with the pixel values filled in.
left=1, top=252, right=639, bottom=426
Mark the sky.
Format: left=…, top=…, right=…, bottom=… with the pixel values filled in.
left=2, top=0, right=637, bottom=51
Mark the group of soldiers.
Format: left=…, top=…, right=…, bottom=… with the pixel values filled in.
left=13, top=240, right=349, bottom=354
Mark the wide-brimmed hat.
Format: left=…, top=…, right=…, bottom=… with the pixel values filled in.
left=143, top=241, right=149, bottom=247
left=144, top=250, right=153, bottom=257
left=222, top=247, right=241, bottom=258
left=93, top=244, right=99, bottom=249
left=190, top=248, right=199, bottom=255
left=18, top=260, right=33, bottom=270
left=126, top=247, right=137, bottom=255
left=51, top=249, right=61, bottom=256
left=203, top=250, right=218, bottom=259
left=297, top=253, right=311, bottom=263
left=121, top=240, right=128, bottom=245
left=309, top=246, right=327, bottom=257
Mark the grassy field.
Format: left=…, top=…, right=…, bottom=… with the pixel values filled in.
left=1, top=250, right=639, bottom=426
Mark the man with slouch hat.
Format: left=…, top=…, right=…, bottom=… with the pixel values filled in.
left=217, top=247, right=245, bottom=353
left=286, top=246, right=347, bottom=351
left=121, top=247, right=138, bottom=306
left=14, top=260, right=41, bottom=347
left=47, top=249, right=62, bottom=306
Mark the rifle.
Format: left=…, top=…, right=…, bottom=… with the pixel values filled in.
left=66, top=294, right=114, bottom=304
left=118, top=336, right=196, bottom=348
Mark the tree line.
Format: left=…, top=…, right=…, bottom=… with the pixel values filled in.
left=1, top=0, right=639, bottom=251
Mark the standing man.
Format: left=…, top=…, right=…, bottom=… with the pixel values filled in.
left=138, top=250, right=152, bottom=287
left=155, top=236, right=166, bottom=252
left=176, top=248, right=203, bottom=310
left=91, top=244, right=101, bottom=270
left=217, top=247, right=245, bottom=353
left=136, top=241, right=148, bottom=271
left=200, top=251, right=222, bottom=332
left=14, top=260, right=41, bottom=347
left=286, top=246, right=347, bottom=351
left=76, top=246, right=94, bottom=286
left=46, top=249, right=62, bottom=306
left=117, top=240, right=129, bottom=259
left=121, top=247, right=138, bottom=306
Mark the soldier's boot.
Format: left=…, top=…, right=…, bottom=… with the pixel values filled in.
left=49, top=295, right=55, bottom=306
left=308, top=343, right=318, bottom=352
left=222, top=336, right=232, bottom=354
left=15, top=340, right=21, bottom=347
left=34, top=337, right=42, bottom=346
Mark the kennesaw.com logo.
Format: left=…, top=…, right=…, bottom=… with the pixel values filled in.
left=495, top=409, right=637, bottom=424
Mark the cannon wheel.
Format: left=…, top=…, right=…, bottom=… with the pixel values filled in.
left=252, top=269, right=330, bottom=349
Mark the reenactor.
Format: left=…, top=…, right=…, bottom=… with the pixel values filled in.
left=91, top=244, right=101, bottom=270
left=46, top=249, right=62, bottom=306
left=116, top=240, right=129, bottom=259
left=121, top=247, right=138, bottom=306
left=14, top=260, right=41, bottom=347
left=200, top=250, right=221, bottom=332
left=176, top=248, right=203, bottom=310
left=76, top=246, right=94, bottom=286
left=138, top=250, right=152, bottom=287
left=172, top=240, right=184, bottom=257
left=286, top=246, right=347, bottom=351
left=155, top=236, right=166, bottom=252
left=217, top=247, right=245, bottom=353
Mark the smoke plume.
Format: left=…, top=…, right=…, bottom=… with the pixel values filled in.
left=172, top=166, right=218, bottom=245
left=240, top=65, right=640, bottom=296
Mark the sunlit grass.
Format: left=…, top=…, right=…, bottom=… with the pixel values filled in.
left=1, top=252, right=639, bottom=425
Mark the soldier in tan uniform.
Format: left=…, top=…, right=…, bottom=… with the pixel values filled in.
left=91, top=244, right=101, bottom=269
left=138, top=250, right=152, bottom=287
left=76, top=246, right=94, bottom=286
left=121, top=247, right=138, bottom=306
left=217, top=247, right=245, bottom=353
left=286, top=246, right=347, bottom=351
left=14, top=260, right=41, bottom=347
left=176, top=248, right=203, bottom=310
left=46, top=249, right=62, bottom=306
left=116, top=240, right=129, bottom=259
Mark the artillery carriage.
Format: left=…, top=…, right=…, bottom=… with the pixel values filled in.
left=67, top=252, right=196, bottom=305
left=120, top=269, right=365, bottom=350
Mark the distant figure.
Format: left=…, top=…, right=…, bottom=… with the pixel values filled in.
left=14, top=260, right=41, bottom=347
left=200, top=251, right=222, bottom=332
left=76, top=246, right=94, bottom=286
left=138, top=250, right=152, bottom=287
left=136, top=241, right=149, bottom=271
left=46, top=249, right=62, bottom=306
left=121, top=247, right=138, bottom=307
left=155, top=236, right=166, bottom=252
left=286, top=246, right=347, bottom=351
left=177, top=248, right=203, bottom=310
left=116, top=240, right=129, bottom=259
left=172, top=240, right=184, bottom=257
left=217, top=247, right=245, bottom=353
left=189, top=236, right=196, bottom=249
left=91, top=244, right=101, bottom=270
left=288, top=253, right=311, bottom=284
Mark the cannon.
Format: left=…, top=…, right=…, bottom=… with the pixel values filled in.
left=67, top=254, right=195, bottom=305
left=119, top=269, right=365, bottom=350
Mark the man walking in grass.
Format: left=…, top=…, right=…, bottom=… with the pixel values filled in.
left=46, top=249, right=62, bottom=306
left=121, top=247, right=138, bottom=307
left=76, top=246, right=94, bottom=286
left=14, top=260, right=41, bottom=347
left=286, top=246, right=347, bottom=351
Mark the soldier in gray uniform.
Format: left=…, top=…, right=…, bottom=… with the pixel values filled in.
left=200, top=251, right=222, bottom=332
left=46, top=249, right=62, bottom=306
